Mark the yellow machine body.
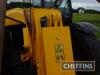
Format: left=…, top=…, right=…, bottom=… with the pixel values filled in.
left=5, top=8, right=75, bottom=75
left=5, top=8, right=26, bottom=26
left=42, top=27, right=75, bottom=75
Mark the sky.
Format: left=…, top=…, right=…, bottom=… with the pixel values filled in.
left=7, top=0, right=100, bottom=3
left=7, top=0, right=99, bottom=3
left=71, top=0, right=100, bottom=11
left=72, top=0, right=97, bottom=3
left=7, top=0, right=23, bottom=3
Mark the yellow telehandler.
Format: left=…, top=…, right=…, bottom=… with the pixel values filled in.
left=0, top=0, right=100, bottom=75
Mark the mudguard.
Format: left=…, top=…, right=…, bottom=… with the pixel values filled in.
left=71, top=22, right=100, bottom=33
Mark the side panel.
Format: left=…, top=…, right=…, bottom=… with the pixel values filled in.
left=42, top=27, right=75, bottom=75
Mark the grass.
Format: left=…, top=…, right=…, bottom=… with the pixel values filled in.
left=73, top=13, right=100, bottom=38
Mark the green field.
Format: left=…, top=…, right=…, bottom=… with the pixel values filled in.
left=73, top=13, right=100, bottom=37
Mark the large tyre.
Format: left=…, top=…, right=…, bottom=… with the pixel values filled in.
left=70, top=25, right=100, bottom=75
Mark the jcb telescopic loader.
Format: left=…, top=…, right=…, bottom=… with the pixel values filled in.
left=0, top=0, right=100, bottom=75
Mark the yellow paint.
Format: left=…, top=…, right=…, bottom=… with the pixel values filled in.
left=42, top=27, right=75, bottom=75
left=31, top=8, right=51, bottom=75
left=31, top=8, right=75, bottom=75
left=49, top=9, right=63, bottom=27
left=5, top=8, right=26, bottom=26
left=23, top=27, right=30, bottom=48
left=4, top=7, right=75, bottom=75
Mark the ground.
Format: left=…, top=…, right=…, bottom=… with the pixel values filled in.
left=73, top=13, right=100, bottom=37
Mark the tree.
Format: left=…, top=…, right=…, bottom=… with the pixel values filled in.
left=96, top=0, right=100, bottom=3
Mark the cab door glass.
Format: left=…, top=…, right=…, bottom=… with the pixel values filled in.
left=32, top=0, right=41, bottom=6
left=59, top=0, right=69, bottom=14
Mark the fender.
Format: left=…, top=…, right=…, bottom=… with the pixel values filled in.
left=71, top=22, right=100, bottom=33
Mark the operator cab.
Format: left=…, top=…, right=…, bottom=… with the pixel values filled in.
left=24, top=0, right=72, bottom=25
left=7, top=0, right=72, bottom=25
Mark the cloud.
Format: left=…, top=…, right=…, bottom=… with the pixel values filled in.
left=71, top=0, right=98, bottom=3
left=72, top=2, right=100, bottom=11
left=7, top=0, right=23, bottom=2
left=71, top=0, right=100, bottom=11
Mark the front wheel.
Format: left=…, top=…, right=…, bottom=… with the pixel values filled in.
left=70, top=26, right=100, bottom=75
